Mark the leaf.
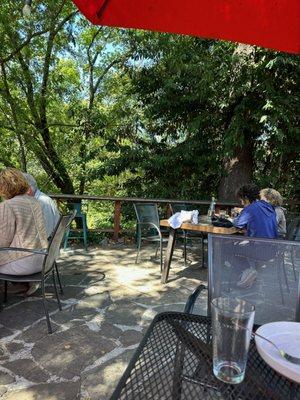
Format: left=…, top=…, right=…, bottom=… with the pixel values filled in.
left=259, top=115, right=268, bottom=123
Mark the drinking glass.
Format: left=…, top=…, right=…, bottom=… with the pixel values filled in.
left=211, top=297, right=255, bottom=384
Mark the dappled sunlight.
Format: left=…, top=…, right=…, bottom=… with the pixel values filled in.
left=102, top=360, right=128, bottom=383
left=0, top=243, right=207, bottom=399
left=115, top=265, right=152, bottom=285
left=4, top=390, right=58, bottom=400
left=81, top=354, right=133, bottom=399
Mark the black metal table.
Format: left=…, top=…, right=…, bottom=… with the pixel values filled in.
left=110, top=312, right=300, bottom=400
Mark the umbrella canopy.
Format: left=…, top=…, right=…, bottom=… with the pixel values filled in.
left=72, top=0, right=300, bottom=54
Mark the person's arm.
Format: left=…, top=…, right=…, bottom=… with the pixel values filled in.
left=232, top=207, right=243, bottom=214
left=0, top=202, right=16, bottom=247
left=49, top=198, right=60, bottom=231
left=276, top=207, right=287, bottom=235
left=233, top=208, right=251, bottom=229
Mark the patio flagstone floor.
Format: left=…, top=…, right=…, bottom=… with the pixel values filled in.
left=0, top=243, right=207, bottom=400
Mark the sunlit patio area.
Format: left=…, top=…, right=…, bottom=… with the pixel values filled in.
left=0, top=1, right=299, bottom=398
left=0, top=243, right=207, bottom=399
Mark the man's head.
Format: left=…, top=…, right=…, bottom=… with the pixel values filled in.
left=0, top=168, right=29, bottom=200
left=236, top=183, right=260, bottom=206
left=23, top=173, right=38, bottom=196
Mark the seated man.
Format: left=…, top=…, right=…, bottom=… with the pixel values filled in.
left=23, top=173, right=60, bottom=239
left=228, top=184, right=278, bottom=288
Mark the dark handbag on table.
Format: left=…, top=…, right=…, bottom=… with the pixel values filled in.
left=211, top=216, right=233, bottom=228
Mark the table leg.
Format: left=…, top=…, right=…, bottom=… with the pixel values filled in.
left=161, top=228, right=177, bottom=284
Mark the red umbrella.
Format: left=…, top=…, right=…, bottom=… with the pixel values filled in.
left=72, top=0, right=300, bottom=54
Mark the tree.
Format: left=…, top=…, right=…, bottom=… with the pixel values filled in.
left=115, top=32, right=300, bottom=201
left=0, top=0, right=77, bottom=192
left=0, top=5, right=298, bottom=206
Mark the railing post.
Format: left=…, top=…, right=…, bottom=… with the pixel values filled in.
left=167, top=203, right=172, bottom=218
left=113, top=200, right=121, bottom=242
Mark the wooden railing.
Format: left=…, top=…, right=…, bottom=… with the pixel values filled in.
left=50, top=194, right=299, bottom=242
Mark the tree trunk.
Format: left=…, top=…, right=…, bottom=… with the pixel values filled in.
left=17, top=133, right=27, bottom=171
left=218, top=137, right=254, bottom=202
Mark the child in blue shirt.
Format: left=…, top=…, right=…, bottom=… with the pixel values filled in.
left=233, top=184, right=278, bottom=239
left=228, top=184, right=278, bottom=288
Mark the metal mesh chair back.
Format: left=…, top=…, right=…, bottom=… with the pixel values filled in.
left=43, top=211, right=76, bottom=275
left=286, top=217, right=300, bottom=241
left=134, top=203, right=160, bottom=226
left=208, top=234, right=300, bottom=324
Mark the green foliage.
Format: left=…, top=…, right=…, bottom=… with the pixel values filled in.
left=0, top=1, right=298, bottom=229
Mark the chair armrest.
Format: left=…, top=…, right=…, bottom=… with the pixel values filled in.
left=184, top=284, right=207, bottom=314
left=0, top=247, right=48, bottom=255
left=138, top=222, right=162, bottom=238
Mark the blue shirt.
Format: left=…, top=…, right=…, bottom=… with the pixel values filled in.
left=233, top=200, right=278, bottom=239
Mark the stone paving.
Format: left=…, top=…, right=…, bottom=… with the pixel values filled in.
left=0, top=242, right=298, bottom=399
left=0, top=243, right=207, bottom=400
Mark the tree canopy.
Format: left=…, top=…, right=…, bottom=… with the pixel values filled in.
left=0, top=0, right=299, bottom=206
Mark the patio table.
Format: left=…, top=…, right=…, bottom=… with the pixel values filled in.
left=159, top=219, right=238, bottom=283
left=110, top=312, right=300, bottom=400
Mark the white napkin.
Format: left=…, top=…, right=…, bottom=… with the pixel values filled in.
left=168, top=210, right=199, bottom=229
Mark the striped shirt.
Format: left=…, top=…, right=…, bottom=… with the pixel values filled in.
left=0, top=195, right=48, bottom=266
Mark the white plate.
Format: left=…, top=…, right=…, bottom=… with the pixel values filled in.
left=255, top=321, right=300, bottom=383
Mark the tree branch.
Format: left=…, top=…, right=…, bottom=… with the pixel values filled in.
left=87, top=27, right=103, bottom=66
left=93, top=58, right=123, bottom=95
left=0, top=29, right=49, bottom=65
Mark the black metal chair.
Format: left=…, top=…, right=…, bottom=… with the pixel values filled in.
left=185, top=234, right=300, bottom=325
left=286, top=216, right=300, bottom=271
left=286, top=216, right=300, bottom=241
left=0, top=212, right=76, bottom=334
left=134, top=203, right=169, bottom=271
left=64, top=203, right=88, bottom=250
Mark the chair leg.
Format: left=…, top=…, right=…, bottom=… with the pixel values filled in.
left=160, top=238, right=163, bottom=272
left=4, top=281, right=8, bottom=303
left=155, top=242, right=159, bottom=259
left=135, top=230, right=142, bottom=264
left=184, top=232, right=187, bottom=268
left=54, top=262, right=64, bottom=294
left=201, top=236, right=205, bottom=268
left=52, top=271, right=62, bottom=311
left=82, top=215, right=88, bottom=251
left=63, top=227, right=71, bottom=250
left=41, top=280, right=52, bottom=334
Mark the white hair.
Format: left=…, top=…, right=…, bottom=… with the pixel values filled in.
left=23, top=173, right=38, bottom=194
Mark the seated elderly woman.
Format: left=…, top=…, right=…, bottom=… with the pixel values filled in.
left=0, top=168, right=48, bottom=284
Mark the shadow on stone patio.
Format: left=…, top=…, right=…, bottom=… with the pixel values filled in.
left=0, top=243, right=207, bottom=399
